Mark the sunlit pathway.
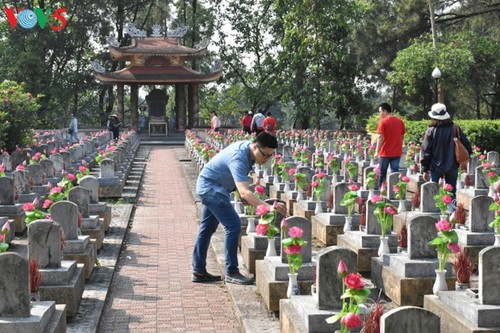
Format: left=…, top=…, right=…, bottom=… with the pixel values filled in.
left=98, top=147, right=239, bottom=333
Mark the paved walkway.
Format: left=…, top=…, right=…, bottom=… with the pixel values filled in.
left=98, top=147, right=239, bottom=332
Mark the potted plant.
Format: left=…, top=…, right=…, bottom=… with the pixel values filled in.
left=451, top=203, right=467, bottom=227
left=452, top=249, right=474, bottom=290
left=29, top=258, right=42, bottom=301
left=362, top=301, right=385, bottom=333
left=411, top=188, right=420, bottom=210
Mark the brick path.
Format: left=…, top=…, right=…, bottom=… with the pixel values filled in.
left=98, top=147, right=240, bottom=333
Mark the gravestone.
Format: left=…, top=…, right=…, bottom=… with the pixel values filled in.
left=10, top=150, right=25, bottom=169
left=487, top=151, right=499, bottom=166
left=317, top=246, right=357, bottom=310
left=479, top=246, right=500, bottom=305
left=49, top=154, right=64, bottom=175
left=40, top=159, right=55, bottom=178
left=365, top=198, right=393, bottom=235
left=99, top=158, right=115, bottom=178
left=420, top=182, right=440, bottom=213
left=332, top=182, right=350, bottom=215
left=280, top=216, right=312, bottom=264
left=468, top=195, right=494, bottom=233
left=28, top=220, right=61, bottom=268
left=380, top=306, right=440, bottom=333
left=68, top=187, right=91, bottom=218
left=474, top=166, right=489, bottom=189
left=408, top=215, right=438, bottom=259
left=12, top=169, right=31, bottom=195
left=387, top=172, right=401, bottom=200
left=0, top=177, right=15, bottom=205
left=50, top=201, right=79, bottom=240
left=0, top=252, right=30, bottom=317
left=27, top=163, right=46, bottom=187
left=282, top=145, right=294, bottom=162
left=0, top=154, right=12, bottom=172
left=79, top=176, right=100, bottom=204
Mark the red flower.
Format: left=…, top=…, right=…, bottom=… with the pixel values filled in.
left=256, top=223, right=268, bottom=236
left=22, top=202, right=35, bottom=211
left=255, top=185, right=265, bottom=195
left=435, top=220, right=452, bottom=232
left=341, top=312, right=363, bottom=329
left=442, top=195, right=453, bottom=204
left=344, top=273, right=364, bottom=290
left=284, top=244, right=301, bottom=255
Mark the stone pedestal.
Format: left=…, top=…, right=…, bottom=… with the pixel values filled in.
left=0, top=204, right=26, bottom=235
left=39, top=261, right=85, bottom=317
left=0, top=302, right=66, bottom=333
left=311, top=213, right=360, bottom=246
left=80, top=216, right=105, bottom=250
left=280, top=297, right=341, bottom=333
left=371, top=256, right=455, bottom=306
left=457, top=188, right=489, bottom=210
left=337, top=231, right=398, bottom=272
left=293, top=200, right=325, bottom=221
left=89, top=203, right=112, bottom=232
left=424, top=294, right=500, bottom=333
left=62, top=236, right=97, bottom=280
left=255, top=257, right=314, bottom=313
left=97, top=177, right=125, bottom=198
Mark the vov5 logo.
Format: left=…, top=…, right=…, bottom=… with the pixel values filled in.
left=3, top=5, right=67, bottom=31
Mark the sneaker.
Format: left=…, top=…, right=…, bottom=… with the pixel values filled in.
left=192, top=272, right=222, bottom=283
left=225, top=272, right=254, bottom=285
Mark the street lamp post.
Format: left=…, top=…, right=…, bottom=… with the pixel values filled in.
left=432, top=67, right=442, bottom=103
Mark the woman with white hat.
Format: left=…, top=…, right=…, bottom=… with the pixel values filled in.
left=420, top=103, right=472, bottom=212
left=108, top=113, right=121, bottom=140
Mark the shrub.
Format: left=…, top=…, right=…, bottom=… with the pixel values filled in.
left=453, top=249, right=474, bottom=284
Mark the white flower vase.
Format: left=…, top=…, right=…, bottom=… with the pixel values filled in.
left=343, top=216, right=352, bottom=233
left=456, top=180, right=463, bottom=190
left=263, top=167, right=269, bottom=178
left=273, top=174, right=280, bottom=185
left=234, top=202, right=243, bottom=214
left=296, top=190, right=304, bottom=201
left=314, top=201, right=323, bottom=214
left=378, top=236, right=390, bottom=256
left=266, top=238, right=277, bottom=257
left=287, top=273, right=300, bottom=298
left=488, top=186, right=495, bottom=198
left=246, top=217, right=256, bottom=234
left=440, top=214, right=449, bottom=221
left=283, top=182, right=290, bottom=193
left=398, top=200, right=406, bottom=214
left=433, top=269, right=448, bottom=295
left=494, top=234, right=500, bottom=246
left=407, top=168, right=413, bottom=176
left=331, top=174, right=337, bottom=186
left=367, top=189, right=374, bottom=201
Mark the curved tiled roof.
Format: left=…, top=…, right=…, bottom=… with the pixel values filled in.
left=94, top=65, right=222, bottom=84
left=110, top=37, right=207, bottom=60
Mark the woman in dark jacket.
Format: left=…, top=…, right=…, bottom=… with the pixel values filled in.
left=420, top=103, right=473, bottom=211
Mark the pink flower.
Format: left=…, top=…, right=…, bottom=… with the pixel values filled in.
left=401, top=176, right=410, bottom=182
left=281, top=219, right=288, bottom=229
left=344, top=273, right=364, bottom=290
left=484, top=162, right=491, bottom=169
left=447, top=243, right=461, bottom=253
left=288, top=226, right=304, bottom=238
left=288, top=169, right=296, bottom=176
left=311, top=180, right=320, bottom=188
left=371, top=195, right=383, bottom=203
left=255, top=185, right=265, bottom=195
left=256, top=204, right=270, bottom=216
left=2, top=221, right=11, bottom=234
left=393, top=185, right=400, bottom=193
left=66, top=173, right=76, bottom=181
left=22, top=202, right=35, bottom=211
left=480, top=154, right=486, bottom=160
left=337, top=260, right=348, bottom=275
left=349, top=184, right=359, bottom=191
left=317, top=171, right=326, bottom=178
left=435, top=220, right=452, bottom=232
left=284, top=244, right=302, bottom=255
left=384, top=206, right=396, bottom=215
left=16, top=165, right=25, bottom=171
left=256, top=223, right=268, bottom=236
left=42, top=199, right=53, bottom=209
left=341, top=313, right=363, bottom=329
left=374, top=167, right=380, bottom=175
left=442, top=195, right=453, bottom=204
left=50, top=186, right=63, bottom=194
left=79, top=166, right=87, bottom=173
left=488, top=171, right=496, bottom=178
left=443, top=183, right=454, bottom=191
left=356, top=197, right=362, bottom=205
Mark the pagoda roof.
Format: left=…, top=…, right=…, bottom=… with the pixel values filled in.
left=94, top=65, right=222, bottom=85
left=109, top=37, right=207, bottom=60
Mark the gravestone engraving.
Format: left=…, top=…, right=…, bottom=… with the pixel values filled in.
left=28, top=220, right=61, bottom=269
left=408, top=215, right=437, bottom=259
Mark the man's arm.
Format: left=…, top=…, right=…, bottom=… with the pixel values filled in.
left=235, top=180, right=287, bottom=217
left=374, top=134, right=384, bottom=160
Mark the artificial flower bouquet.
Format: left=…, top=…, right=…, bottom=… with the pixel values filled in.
left=282, top=225, right=307, bottom=275
left=433, top=183, right=454, bottom=215
left=393, top=175, right=410, bottom=200
left=328, top=154, right=340, bottom=175
left=311, top=172, right=327, bottom=201
left=340, top=184, right=361, bottom=218
left=255, top=203, right=280, bottom=239
left=488, top=198, right=500, bottom=234
left=365, top=168, right=380, bottom=190
left=326, top=260, right=371, bottom=333
left=428, top=219, right=460, bottom=271
left=371, top=195, right=397, bottom=237
left=482, top=162, right=499, bottom=187
left=293, top=170, right=308, bottom=192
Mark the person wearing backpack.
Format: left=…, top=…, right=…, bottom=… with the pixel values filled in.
left=262, top=111, right=277, bottom=135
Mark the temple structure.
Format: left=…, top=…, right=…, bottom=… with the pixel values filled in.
left=91, top=23, right=223, bottom=134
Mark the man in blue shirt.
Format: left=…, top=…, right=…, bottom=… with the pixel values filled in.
left=192, top=132, right=287, bottom=285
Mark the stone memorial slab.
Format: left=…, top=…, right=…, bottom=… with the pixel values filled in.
left=68, top=187, right=91, bottom=218
left=316, top=247, right=357, bottom=310
left=408, top=215, right=438, bottom=259
left=0, top=177, right=15, bottom=205
left=0, top=252, right=30, bottom=317
left=332, top=182, right=350, bottom=215
left=40, top=159, right=55, bottom=178
left=387, top=172, right=401, bottom=200
left=479, top=246, right=500, bottom=305
left=12, top=169, right=31, bottom=195
left=420, top=182, right=440, bottom=213
left=79, top=176, right=100, bottom=203
left=99, top=158, right=115, bottom=178
left=487, top=151, right=499, bottom=165
left=475, top=166, right=489, bottom=189
left=381, top=306, right=440, bottom=333
left=49, top=154, right=64, bottom=175
left=50, top=201, right=79, bottom=240
left=469, top=195, right=494, bottom=232
left=27, top=163, right=45, bottom=186
left=28, top=220, right=62, bottom=269
left=280, top=216, right=312, bottom=264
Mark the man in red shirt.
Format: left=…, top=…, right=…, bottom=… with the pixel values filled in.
left=241, top=111, right=253, bottom=134
left=374, top=103, right=406, bottom=188
left=262, top=111, right=277, bottom=135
